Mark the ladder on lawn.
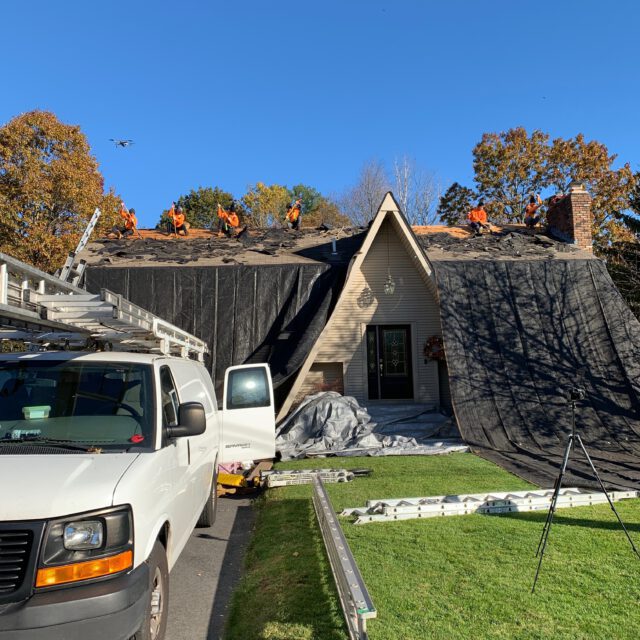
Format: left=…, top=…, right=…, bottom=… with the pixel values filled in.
left=56, top=207, right=102, bottom=286
left=261, top=468, right=356, bottom=487
left=0, top=251, right=208, bottom=361
left=341, top=488, right=640, bottom=525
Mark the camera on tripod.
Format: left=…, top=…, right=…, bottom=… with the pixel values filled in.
left=567, top=386, right=586, bottom=402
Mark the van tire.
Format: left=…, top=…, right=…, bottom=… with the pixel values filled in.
left=196, top=470, right=218, bottom=528
left=131, top=541, right=169, bottom=640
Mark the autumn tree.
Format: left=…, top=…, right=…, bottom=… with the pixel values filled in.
left=242, top=182, right=290, bottom=227
left=339, top=159, right=390, bottom=226
left=436, top=182, right=478, bottom=225
left=0, top=110, right=119, bottom=272
left=472, top=127, right=550, bottom=223
left=156, top=186, right=238, bottom=230
left=392, top=156, right=439, bottom=225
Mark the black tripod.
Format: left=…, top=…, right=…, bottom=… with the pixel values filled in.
left=532, top=390, right=640, bottom=592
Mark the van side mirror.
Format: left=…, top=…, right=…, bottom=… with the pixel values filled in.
left=165, top=402, right=206, bottom=438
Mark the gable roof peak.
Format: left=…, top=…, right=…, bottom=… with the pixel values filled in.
left=378, top=191, right=402, bottom=215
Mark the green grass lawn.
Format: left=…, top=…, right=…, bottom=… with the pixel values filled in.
left=224, top=454, right=640, bottom=640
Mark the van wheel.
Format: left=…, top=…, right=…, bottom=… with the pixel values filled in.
left=132, top=541, right=169, bottom=640
left=197, top=469, right=218, bottom=528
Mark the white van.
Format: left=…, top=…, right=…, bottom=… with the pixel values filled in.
left=0, top=351, right=275, bottom=640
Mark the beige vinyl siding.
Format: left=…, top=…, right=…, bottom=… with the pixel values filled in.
left=310, top=218, right=442, bottom=404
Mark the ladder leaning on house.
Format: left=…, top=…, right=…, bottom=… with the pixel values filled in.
left=0, top=250, right=208, bottom=361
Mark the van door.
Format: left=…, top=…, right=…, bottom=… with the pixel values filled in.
left=220, top=364, right=275, bottom=464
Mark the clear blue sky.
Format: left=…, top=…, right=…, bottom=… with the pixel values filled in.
left=3, top=0, right=639, bottom=227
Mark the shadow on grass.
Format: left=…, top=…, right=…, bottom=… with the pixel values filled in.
left=494, top=509, right=640, bottom=533
left=223, top=496, right=346, bottom=640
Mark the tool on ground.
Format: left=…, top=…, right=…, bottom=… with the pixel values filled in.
left=532, top=387, right=640, bottom=592
left=341, top=487, right=639, bottom=525
left=217, top=460, right=274, bottom=495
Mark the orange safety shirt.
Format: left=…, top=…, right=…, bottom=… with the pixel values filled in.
left=125, top=213, right=137, bottom=230
left=217, top=205, right=229, bottom=221
left=170, top=211, right=186, bottom=227
left=227, top=212, right=239, bottom=228
left=467, top=207, right=487, bottom=224
left=524, top=202, right=540, bottom=219
left=286, top=206, right=300, bottom=222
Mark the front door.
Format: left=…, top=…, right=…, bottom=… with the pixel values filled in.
left=366, top=325, right=413, bottom=400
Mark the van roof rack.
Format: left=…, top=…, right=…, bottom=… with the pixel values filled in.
left=0, top=251, right=208, bottom=361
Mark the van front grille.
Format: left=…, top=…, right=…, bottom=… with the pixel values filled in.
left=0, top=529, right=33, bottom=595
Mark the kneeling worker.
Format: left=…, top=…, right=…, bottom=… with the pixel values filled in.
left=285, top=198, right=302, bottom=230
left=169, top=204, right=189, bottom=236
left=524, top=194, right=543, bottom=231
left=217, top=202, right=240, bottom=237
left=112, top=202, right=138, bottom=239
left=467, top=200, right=490, bottom=235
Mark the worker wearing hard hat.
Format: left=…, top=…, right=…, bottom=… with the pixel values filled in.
left=217, top=202, right=240, bottom=237
left=111, top=202, right=138, bottom=239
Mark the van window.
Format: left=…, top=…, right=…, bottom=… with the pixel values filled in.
left=226, top=367, right=270, bottom=410
left=159, top=367, right=180, bottom=427
left=0, top=360, right=153, bottom=450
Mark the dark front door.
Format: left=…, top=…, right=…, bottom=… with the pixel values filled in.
left=366, top=325, right=413, bottom=400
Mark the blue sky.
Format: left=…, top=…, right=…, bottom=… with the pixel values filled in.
left=3, top=0, right=639, bottom=227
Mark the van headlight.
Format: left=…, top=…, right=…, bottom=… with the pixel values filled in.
left=37, top=506, right=133, bottom=588
left=64, top=520, right=104, bottom=550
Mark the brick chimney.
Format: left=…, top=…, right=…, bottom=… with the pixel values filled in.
left=545, top=182, right=593, bottom=251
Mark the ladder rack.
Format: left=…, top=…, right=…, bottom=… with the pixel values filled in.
left=0, top=252, right=208, bottom=361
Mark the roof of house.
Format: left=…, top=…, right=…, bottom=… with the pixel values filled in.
left=82, top=223, right=594, bottom=268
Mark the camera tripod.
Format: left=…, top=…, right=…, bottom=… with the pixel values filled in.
left=532, top=396, right=640, bottom=592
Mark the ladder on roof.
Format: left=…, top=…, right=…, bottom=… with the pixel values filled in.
left=341, top=488, right=640, bottom=524
left=55, top=207, right=102, bottom=285
left=0, top=251, right=208, bottom=361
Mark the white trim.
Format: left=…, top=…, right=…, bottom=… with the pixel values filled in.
left=277, top=192, right=437, bottom=421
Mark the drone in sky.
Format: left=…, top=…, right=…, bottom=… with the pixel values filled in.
left=110, top=139, right=134, bottom=148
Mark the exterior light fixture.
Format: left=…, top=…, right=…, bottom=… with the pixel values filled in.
left=384, top=221, right=395, bottom=295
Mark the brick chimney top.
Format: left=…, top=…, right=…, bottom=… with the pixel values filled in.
left=546, top=185, right=592, bottom=251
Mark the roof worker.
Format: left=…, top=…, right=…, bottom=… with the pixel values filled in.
left=111, top=202, right=138, bottom=239
left=285, top=198, right=302, bottom=231
left=217, top=202, right=240, bottom=237
left=467, top=200, right=490, bottom=235
left=169, top=204, right=190, bottom=236
left=524, top=194, right=543, bottom=232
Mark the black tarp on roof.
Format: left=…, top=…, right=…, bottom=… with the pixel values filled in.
left=85, top=263, right=347, bottom=407
left=434, top=258, right=640, bottom=490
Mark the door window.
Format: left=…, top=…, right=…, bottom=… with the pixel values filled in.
left=159, top=367, right=180, bottom=427
left=226, top=367, right=270, bottom=410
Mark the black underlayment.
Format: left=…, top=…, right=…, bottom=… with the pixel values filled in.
left=85, top=264, right=347, bottom=407
left=435, top=258, right=640, bottom=490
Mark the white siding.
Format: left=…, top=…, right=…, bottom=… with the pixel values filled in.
left=306, top=218, right=442, bottom=404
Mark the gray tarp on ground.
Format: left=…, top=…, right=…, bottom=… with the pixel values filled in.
left=435, top=258, right=640, bottom=490
left=275, top=392, right=468, bottom=459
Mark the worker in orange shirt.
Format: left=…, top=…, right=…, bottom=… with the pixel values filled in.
left=112, top=202, right=138, bottom=239
left=467, top=200, right=490, bottom=235
left=217, top=202, right=240, bottom=237
left=524, top=194, right=543, bottom=231
left=285, top=198, right=302, bottom=230
left=168, top=204, right=189, bottom=236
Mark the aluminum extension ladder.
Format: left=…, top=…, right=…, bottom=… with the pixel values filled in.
left=341, top=488, right=640, bottom=524
left=262, top=469, right=356, bottom=487
left=0, top=251, right=208, bottom=361
left=56, top=207, right=102, bottom=285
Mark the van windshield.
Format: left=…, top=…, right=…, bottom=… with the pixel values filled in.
left=0, top=360, right=154, bottom=451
